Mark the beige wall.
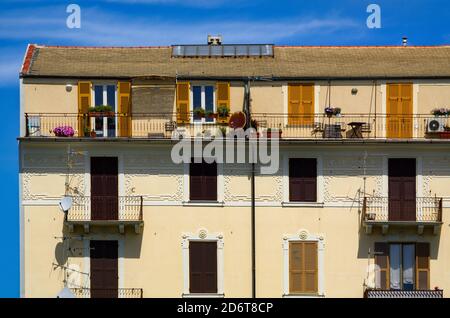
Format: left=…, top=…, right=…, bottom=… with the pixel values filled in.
left=21, top=142, right=450, bottom=297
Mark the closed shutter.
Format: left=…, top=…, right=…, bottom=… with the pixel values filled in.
left=387, top=83, right=413, bottom=138
left=91, top=157, right=118, bottom=221
left=416, top=243, right=430, bottom=290
left=289, top=158, right=317, bottom=202
left=177, top=82, right=190, bottom=124
left=289, top=241, right=318, bottom=294
left=118, top=82, right=131, bottom=137
left=90, top=240, right=118, bottom=298
left=189, top=241, right=217, bottom=293
left=216, top=82, right=230, bottom=124
left=288, top=84, right=314, bottom=125
left=190, top=160, right=217, bottom=201
left=400, top=84, right=413, bottom=138
left=374, top=242, right=389, bottom=289
left=78, top=81, right=91, bottom=136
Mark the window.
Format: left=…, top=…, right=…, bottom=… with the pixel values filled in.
left=192, top=85, right=215, bottom=123
left=289, top=158, right=317, bottom=202
left=189, top=241, right=218, bottom=294
left=93, top=84, right=116, bottom=137
left=375, top=242, right=430, bottom=290
left=190, top=159, right=217, bottom=201
left=289, top=241, right=318, bottom=294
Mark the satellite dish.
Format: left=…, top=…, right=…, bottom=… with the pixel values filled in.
left=56, top=287, right=76, bottom=298
left=228, top=111, right=247, bottom=129
left=59, top=196, right=73, bottom=212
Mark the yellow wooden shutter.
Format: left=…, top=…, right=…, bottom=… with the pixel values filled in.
left=288, top=84, right=301, bottom=125
left=78, top=81, right=91, bottom=136
left=216, top=82, right=230, bottom=124
left=386, top=84, right=400, bottom=138
left=289, top=241, right=318, bottom=294
left=288, top=84, right=314, bottom=125
left=176, top=82, right=190, bottom=124
left=118, top=82, right=132, bottom=137
left=301, top=84, right=314, bottom=125
left=400, top=83, right=413, bottom=138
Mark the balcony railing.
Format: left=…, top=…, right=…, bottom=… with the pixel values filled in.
left=364, top=289, right=443, bottom=298
left=24, top=112, right=450, bottom=140
left=71, top=288, right=143, bottom=298
left=362, top=196, right=442, bottom=223
left=65, top=196, right=144, bottom=233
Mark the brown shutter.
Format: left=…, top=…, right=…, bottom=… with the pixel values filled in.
left=189, top=242, right=217, bottom=293
left=216, top=82, right=230, bottom=124
left=90, top=240, right=118, bottom=298
left=78, top=81, right=91, bottom=136
left=190, top=160, right=217, bottom=201
left=289, top=241, right=318, bottom=294
left=118, top=82, right=131, bottom=137
left=374, top=242, right=389, bottom=289
left=289, top=158, right=317, bottom=202
left=91, top=157, right=118, bottom=221
left=416, top=243, right=430, bottom=290
left=177, top=82, right=190, bottom=124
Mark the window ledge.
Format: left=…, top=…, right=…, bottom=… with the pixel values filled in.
left=183, top=201, right=225, bottom=207
left=282, top=293, right=325, bottom=298
left=282, top=202, right=324, bottom=208
left=182, top=293, right=225, bottom=298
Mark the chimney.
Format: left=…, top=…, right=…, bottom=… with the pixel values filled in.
left=207, top=35, right=222, bottom=45
left=402, top=37, right=408, bottom=47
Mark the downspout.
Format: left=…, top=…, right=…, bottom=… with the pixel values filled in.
left=244, top=78, right=256, bottom=298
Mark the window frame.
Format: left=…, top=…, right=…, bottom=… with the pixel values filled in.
left=283, top=231, right=325, bottom=297
left=90, top=82, right=118, bottom=137
left=182, top=231, right=224, bottom=298
left=189, top=82, right=216, bottom=124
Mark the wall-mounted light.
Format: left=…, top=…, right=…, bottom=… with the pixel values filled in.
left=351, top=88, right=358, bottom=95
left=65, top=84, right=73, bottom=92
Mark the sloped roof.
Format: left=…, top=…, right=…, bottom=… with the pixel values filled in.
left=20, top=44, right=450, bottom=79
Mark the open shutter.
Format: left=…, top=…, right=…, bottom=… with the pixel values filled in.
left=216, top=82, right=230, bottom=123
left=416, top=243, right=430, bottom=290
left=374, top=242, right=389, bottom=289
left=118, top=82, right=131, bottom=137
left=78, top=81, right=91, bottom=136
left=177, top=82, right=190, bottom=124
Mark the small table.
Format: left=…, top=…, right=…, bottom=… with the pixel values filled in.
left=348, top=122, right=366, bottom=138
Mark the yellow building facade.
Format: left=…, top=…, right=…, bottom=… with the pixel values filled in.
left=19, top=44, right=450, bottom=298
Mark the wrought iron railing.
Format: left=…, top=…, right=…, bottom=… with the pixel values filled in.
left=364, top=289, right=443, bottom=298
left=66, top=196, right=143, bottom=222
left=71, top=288, right=143, bottom=298
left=362, top=196, right=442, bottom=222
left=24, top=112, right=450, bottom=140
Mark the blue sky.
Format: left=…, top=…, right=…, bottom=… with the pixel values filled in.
left=0, top=0, right=449, bottom=297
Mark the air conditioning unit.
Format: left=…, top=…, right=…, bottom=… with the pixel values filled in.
left=427, top=117, right=446, bottom=133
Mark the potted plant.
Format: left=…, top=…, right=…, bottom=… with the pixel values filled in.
left=88, top=105, right=114, bottom=117
left=84, top=127, right=91, bottom=137
left=193, top=107, right=205, bottom=118
left=217, top=105, right=230, bottom=118
left=205, top=110, right=217, bottom=119
left=90, top=129, right=97, bottom=138
left=324, top=106, right=341, bottom=117
left=53, top=126, right=75, bottom=137
left=431, top=108, right=450, bottom=117
left=333, top=107, right=342, bottom=117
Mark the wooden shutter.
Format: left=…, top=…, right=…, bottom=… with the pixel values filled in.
left=91, top=157, right=118, bottom=221
left=190, top=160, right=217, bottom=201
left=189, top=242, right=217, bottom=293
left=400, top=84, right=413, bottom=138
left=78, top=81, right=91, bottom=136
left=177, top=82, right=190, bottom=124
left=289, top=241, right=318, bottom=294
left=90, top=240, right=118, bottom=298
left=289, top=158, right=317, bottom=202
left=288, top=84, right=314, bottom=125
left=374, top=242, right=389, bottom=289
left=387, top=83, right=413, bottom=138
left=416, top=243, right=430, bottom=290
left=216, top=82, right=230, bottom=124
left=118, top=82, right=131, bottom=137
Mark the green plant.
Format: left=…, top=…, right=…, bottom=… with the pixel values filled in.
left=217, top=105, right=229, bottom=117
left=89, top=105, right=113, bottom=113
left=193, top=107, right=205, bottom=117
left=205, top=110, right=215, bottom=118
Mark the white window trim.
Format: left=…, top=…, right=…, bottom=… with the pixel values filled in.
left=282, top=230, right=325, bottom=297
left=91, top=83, right=118, bottom=137
left=181, top=231, right=224, bottom=298
left=282, top=154, right=324, bottom=205
left=183, top=158, right=224, bottom=204
left=190, top=83, right=216, bottom=124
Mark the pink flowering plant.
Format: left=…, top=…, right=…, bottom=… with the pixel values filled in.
left=53, top=126, right=75, bottom=137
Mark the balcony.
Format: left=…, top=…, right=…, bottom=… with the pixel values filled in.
left=24, top=112, right=450, bottom=141
left=364, top=289, right=443, bottom=298
left=362, top=196, right=443, bottom=235
left=71, top=288, right=143, bottom=298
left=65, top=196, right=144, bottom=234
